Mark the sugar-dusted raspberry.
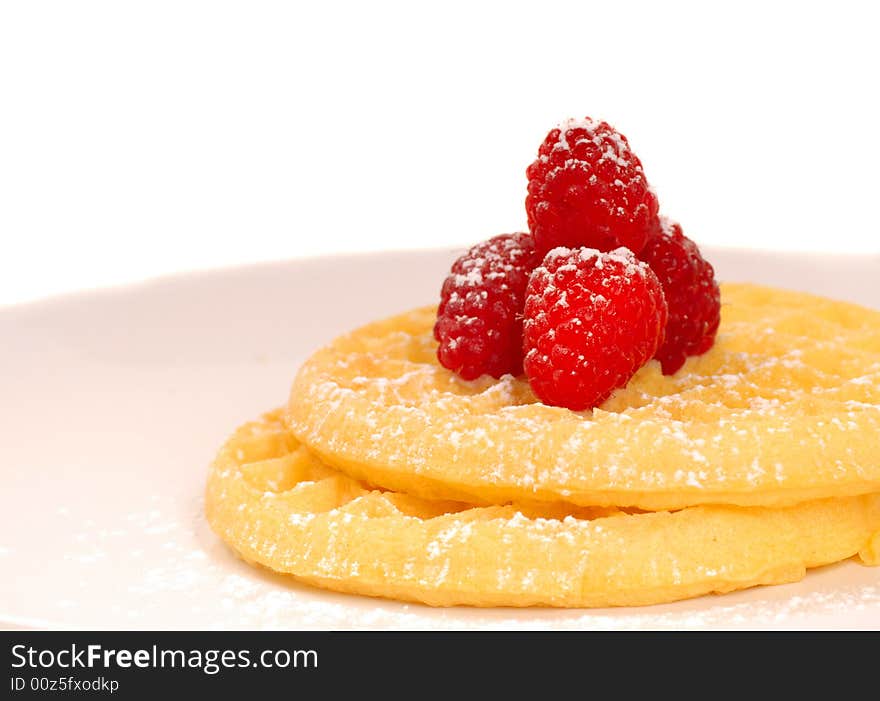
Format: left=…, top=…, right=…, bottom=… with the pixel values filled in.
left=639, top=217, right=721, bottom=375
left=434, top=232, right=542, bottom=380
left=522, top=246, right=667, bottom=410
left=525, top=117, right=659, bottom=256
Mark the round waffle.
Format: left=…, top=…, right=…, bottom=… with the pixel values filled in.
left=286, top=283, right=880, bottom=511
left=206, top=410, right=880, bottom=608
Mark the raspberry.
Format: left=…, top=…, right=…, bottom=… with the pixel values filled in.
left=526, top=117, right=659, bottom=256
left=639, top=217, right=721, bottom=375
left=522, top=246, right=668, bottom=410
left=434, top=233, right=541, bottom=380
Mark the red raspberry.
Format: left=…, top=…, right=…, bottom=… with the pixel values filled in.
left=639, top=217, right=721, bottom=375
left=526, top=117, right=659, bottom=256
left=522, top=246, right=668, bottom=410
left=434, top=233, right=541, bottom=380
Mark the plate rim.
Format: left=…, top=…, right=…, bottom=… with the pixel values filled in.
left=3, top=244, right=878, bottom=314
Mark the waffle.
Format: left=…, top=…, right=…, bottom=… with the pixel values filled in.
left=286, top=283, right=880, bottom=511
left=206, top=409, right=880, bottom=607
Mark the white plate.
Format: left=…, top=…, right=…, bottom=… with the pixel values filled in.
left=2, top=247, right=879, bottom=631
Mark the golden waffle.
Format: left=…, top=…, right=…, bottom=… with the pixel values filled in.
left=206, top=410, right=880, bottom=608
left=286, top=283, right=880, bottom=510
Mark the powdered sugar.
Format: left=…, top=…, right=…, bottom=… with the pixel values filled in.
left=538, top=246, right=647, bottom=281
left=552, top=117, right=631, bottom=168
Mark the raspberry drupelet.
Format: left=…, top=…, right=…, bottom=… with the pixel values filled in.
left=526, top=117, right=659, bottom=256
left=434, top=232, right=542, bottom=380
left=522, top=246, right=668, bottom=410
left=639, top=217, right=721, bottom=375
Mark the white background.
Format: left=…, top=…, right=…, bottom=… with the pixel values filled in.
left=1, top=1, right=878, bottom=306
